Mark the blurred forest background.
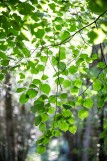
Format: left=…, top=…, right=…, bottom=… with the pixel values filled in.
left=1, top=44, right=107, bottom=161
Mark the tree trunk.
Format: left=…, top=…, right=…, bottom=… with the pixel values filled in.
left=91, top=44, right=107, bottom=161
left=64, top=132, right=79, bottom=161
left=99, top=108, right=107, bottom=161
left=82, top=111, right=92, bottom=161
left=4, top=74, right=15, bottom=161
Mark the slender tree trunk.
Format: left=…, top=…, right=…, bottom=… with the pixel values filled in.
left=82, top=111, right=92, bottom=161
left=98, top=108, right=107, bottom=161
left=0, top=89, right=4, bottom=161
left=4, top=74, right=15, bottom=161
left=91, top=44, right=107, bottom=161
left=64, top=132, right=79, bottom=161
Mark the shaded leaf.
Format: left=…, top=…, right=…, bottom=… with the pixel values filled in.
left=37, top=145, right=46, bottom=154
left=34, top=116, right=42, bottom=126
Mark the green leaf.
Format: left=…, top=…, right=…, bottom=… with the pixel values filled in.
left=32, top=79, right=41, bottom=86
left=55, top=114, right=62, bottom=121
left=58, top=120, right=69, bottom=132
left=63, top=79, right=71, bottom=88
left=35, top=29, right=45, bottom=39
left=1, top=60, right=9, bottom=66
left=20, top=73, right=25, bottom=79
left=52, top=56, right=58, bottom=66
left=31, top=105, right=38, bottom=113
left=69, top=23, right=76, bottom=32
left=59, top=62, right=66, bottom=71
left=19, top=93, right=29, bottom=104
left=54, top=130, right=62, bottom=137
left=0, top=52, right=8, bottom=60
left=34, top=101, right=44, bottom=113
left=39, top=123, right=46, bottom=132
left=100, top=131, right=107, bottom=139
left=41, top=84, right=51, bottom=95
left=41, top=113, right=48, bottom=122
left=97, top=62, right=106, bottom=69
left=62, top=109, right=72, bottom=117
left=59, top=93, right=68, bottom=99
left=69, top=65, right=78, bottom=74
left=41, top=74, right=48, bottom=80
left=27, top=61, right=35, bottom=69
left=34, top=116, right=42, bottom=126
left=80, top=54, right=88, bottom=59
left=29, top=84, right=36, bottom=88
left=48, top=107, right=55, bottom=114
left=78, top=109, right=89, bottom=120
left=22, top=48, right=30, bottom=57
left=55, top=77, right=64, bottom=84
left=37, top=64, right=45, bottom=72
left=83, top=98, right=93, bottom=109
left=0, top=74, right=4, bottom=81
left=36, top=137, right=44, bottom=145
left=40, top=56, right=47, bottom=63
left=61, top=31, right=70, bottom=40
left=74, top=79, right=82, bottom=88
left=70, top=87, right=79, bottom=95
left=39, top=94, right=48, bottom=100
left=49, top=3, right=56, bottom=11
left=67, top=117, right=75, bottom=124
left=48, top=95, right=56, bottom=103
left=92, top=54, right=98, bottom=60
left=26, top=89, right=38, bottom=98
left=16, top=87, right=26, bottom=93
left=37, top=145, right=46, bottom=154
left=98, top=99, right=104, bottom=107
left=87, top=0, right=107, bottom=14
left=69, top=125, right=77, bottom=134
left=19, top=2, right=35, bottom=15
left=88, top=28, right=106, bottom=45
left=63, top=104, right=72, bottom=109
left=93, top=80, right=101, bottom=91
left=60, top=47, right=66, bottom=60
left=42, top=137, right=50, bottom=145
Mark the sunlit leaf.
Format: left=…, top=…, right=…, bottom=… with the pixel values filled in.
left=0, top=52, right=8, bottom=60
left=19, top=93, right=29, bottom=104
left=63, top=80, right=71, bottom=88
left=58, top=120, right=69, bottom=132
left=41, top=84, right=51, bottom=95
left=69, top=125, right=77, bottom=134
left=16, top=87, right=26, bottom=93
left=78, top=109, right=89, bottom=120
left=69, top=65, right=78, bottom=74
left=61, top=31, right=70, bottom=40
left=83, top=98, right=93, bottom=109
left=93, top=80, right=101, bottom=91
